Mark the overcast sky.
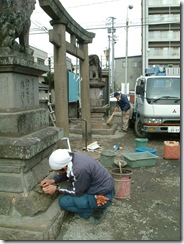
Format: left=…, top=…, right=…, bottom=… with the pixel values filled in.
left=30, top=0, right=142, bottom=65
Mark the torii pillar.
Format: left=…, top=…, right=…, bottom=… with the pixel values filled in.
left=39, top=0, right=95, bottom=143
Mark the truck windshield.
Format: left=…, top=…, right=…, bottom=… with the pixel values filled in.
left=146, top=78, right=180, bottom=99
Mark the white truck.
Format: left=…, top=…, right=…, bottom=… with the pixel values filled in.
left=130, top=66, right=180, bottom=138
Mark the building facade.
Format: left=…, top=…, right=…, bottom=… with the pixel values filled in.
left=142, top=0, right=180, bottom=74
left=114, top=55, right=142, bottom=92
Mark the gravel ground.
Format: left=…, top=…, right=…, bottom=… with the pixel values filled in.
left=56, top=127, right=181, bottom=241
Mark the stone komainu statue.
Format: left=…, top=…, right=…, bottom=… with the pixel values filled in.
left=0, top=0, right=36, bottom=53
left=89, top=54, right=102, bottom=80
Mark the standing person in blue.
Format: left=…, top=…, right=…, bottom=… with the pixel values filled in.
left=40, top=149, right=115, bottom=223
left=114, top=91, right=131, bottom=132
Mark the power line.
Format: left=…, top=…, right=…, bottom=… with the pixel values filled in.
left=31, top=19, right=49, bottom=33
left=64, top=0, right=119, bottom=9
left=30, top=20, right=179, bottom=35
left=83, top=21, right=180, bottom=31
left=30, top=13, right=179, bottom=30
left=30, top=5, right=179, bottom=35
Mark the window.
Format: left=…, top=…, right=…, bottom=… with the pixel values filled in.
left=132, top=61, right=138, bottom=68
left=37, top=58, right=45, bottom=65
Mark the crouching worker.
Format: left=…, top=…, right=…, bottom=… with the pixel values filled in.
left=40, top=149, right=115, bottom=222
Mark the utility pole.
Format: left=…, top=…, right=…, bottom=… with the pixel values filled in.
left=111, top=17, right=115, bottom=92
left=124, top=5, right=133, bottom=95
left=106, top=16, right=116, bottom=93
left=108, top=35, right=111, bottom=101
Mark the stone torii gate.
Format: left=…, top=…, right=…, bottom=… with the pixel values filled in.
left=39, top=0, right=95, bottom=142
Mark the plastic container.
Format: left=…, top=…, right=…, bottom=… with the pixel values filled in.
left=122, top=151, right=158, bottom=168
left=164, top=141, right=180, bottom=159
left=135, top=147, right=157, bottom=155
left=110, top=168, right=132, bottom=199
left=135, top=138, right=148, bottom=148
left=100, top=150, right=115, bottom=167
left=113, top=145, right=119, bottom=150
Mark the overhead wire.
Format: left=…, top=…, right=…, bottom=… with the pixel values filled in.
left=30, top=1, right=179, bottom=34
left=62, top=0, right=120, bottom=9
left=30, top=19, right=179, bottom=35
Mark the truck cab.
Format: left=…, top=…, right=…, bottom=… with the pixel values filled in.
left=132, top=75, right=180, bottom=138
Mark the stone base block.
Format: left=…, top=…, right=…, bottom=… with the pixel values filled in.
left=91, top=112, right=105, bottom=119
left=90, top=99, right=104, bottom=107
left=0, top=127, right=63, bottom=159
left=0, top=198, right=67, bottom=240
left=0, top=126, right=63, bottom=198
left=70, top=123, right=117, bottom=135
left=0, top=109, right=49, bottom=137
left=90, top=106, right=109, bottom=113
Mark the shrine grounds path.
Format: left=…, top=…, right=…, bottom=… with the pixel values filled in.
left=56, top=127, right=181, bottom=241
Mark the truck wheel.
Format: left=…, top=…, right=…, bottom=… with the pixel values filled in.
left=129, top=119, right=134, bottom=129
left=134, top=117, right=145, bottom=138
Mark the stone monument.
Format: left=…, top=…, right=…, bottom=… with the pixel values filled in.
left=89, top=54, right=109, bottom=118
left=0, top=0, right=64, bottom=240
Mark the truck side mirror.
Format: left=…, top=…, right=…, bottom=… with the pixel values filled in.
left=136, top=85, right=144, bottom=95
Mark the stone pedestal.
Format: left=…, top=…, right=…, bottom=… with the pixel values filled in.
left=89, top=78, right=109, bottom=119
left=0, top=54, right=64, bottom=240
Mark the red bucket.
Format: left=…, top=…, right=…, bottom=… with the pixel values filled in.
left=110, top=168, right=132, bottom=199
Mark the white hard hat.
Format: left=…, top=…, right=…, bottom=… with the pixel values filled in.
left=49, top=149, right=72, bottom=170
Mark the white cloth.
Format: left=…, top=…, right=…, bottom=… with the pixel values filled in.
left=49, top=149, right=72, bottom=170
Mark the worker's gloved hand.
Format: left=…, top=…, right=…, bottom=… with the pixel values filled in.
left=95, top=195, right=109, bottom=206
